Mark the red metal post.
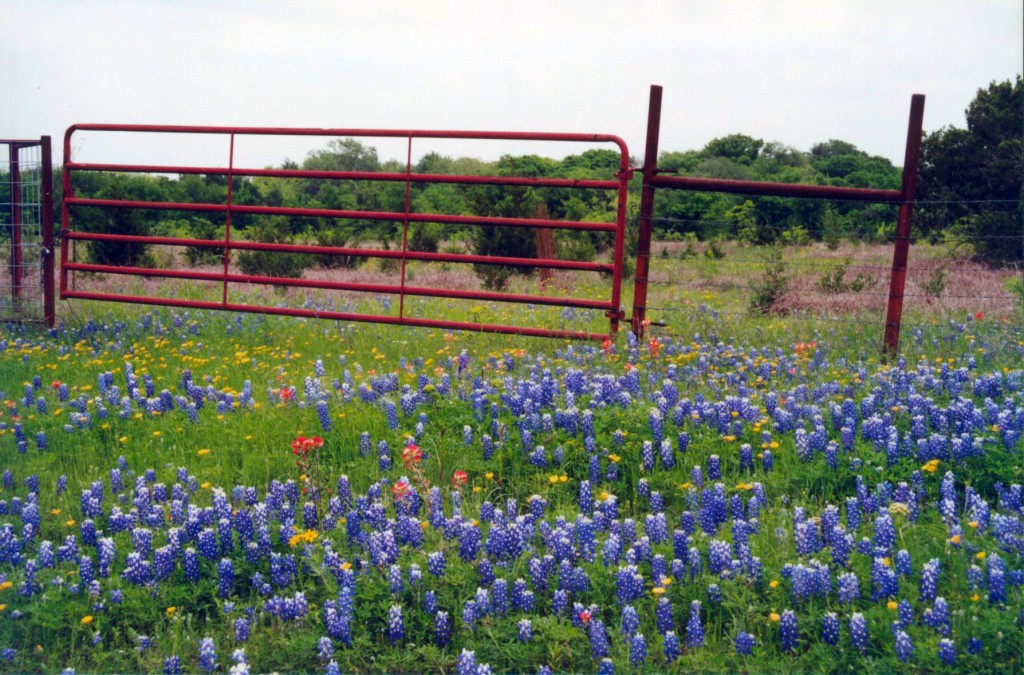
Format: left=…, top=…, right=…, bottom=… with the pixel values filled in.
left=222, top=133, right=235, bottom=306
left=61, top=129, right=73, bottom=295
left=883, top=94, right=926, bottom=355
left=41, top=136, right=55, bottom=327
left=399, top=136, right=413, bottom=320
left=9, top=143, right=22, bottom=304
left=632, top=85, right=662, bottom=336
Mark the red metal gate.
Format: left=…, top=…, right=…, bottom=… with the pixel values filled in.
left=61, top=125, right=630, bottom=340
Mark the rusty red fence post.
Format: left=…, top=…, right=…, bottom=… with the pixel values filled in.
left=632, top=84, right=662, bottom=337
left=41, top=136, right=55, bottom=327
left=883, top=94, right=926, bottom=355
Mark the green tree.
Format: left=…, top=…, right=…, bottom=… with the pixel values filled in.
left=701, top=134, right=764, bottom=165
left=917, top=76, right=1022, bottom=263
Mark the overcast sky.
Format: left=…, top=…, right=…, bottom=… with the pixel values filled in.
left=2, top=0, right=1021, bottom=170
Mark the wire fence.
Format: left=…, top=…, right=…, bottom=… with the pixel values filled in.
left=1, top=142, right=49, bottom=323
left=634, top=199, right=1022, bottom=350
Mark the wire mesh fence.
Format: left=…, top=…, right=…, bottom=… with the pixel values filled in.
left=635, top=225, right=1022, bottom=352
left=1, top=140, right=53, bottom=324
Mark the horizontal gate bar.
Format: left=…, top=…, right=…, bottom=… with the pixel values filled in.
left=61, top=231, right=615, bottom=272
left=64, top=197, right=620, bottom=231
left=62, top=261, right=614, bottom=310
left=648, top=174, right=903, bottom=202
left=66, top=123, right=628, bottom=150
left=66, top=162, right=621, bottom=190
left=61, top=290, right=609, bottom=341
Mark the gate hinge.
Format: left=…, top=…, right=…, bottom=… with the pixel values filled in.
left=605, top=308, right=626, bottom=321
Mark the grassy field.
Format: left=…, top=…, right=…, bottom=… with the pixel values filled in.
left=0, top=243, right=1021, bottom=674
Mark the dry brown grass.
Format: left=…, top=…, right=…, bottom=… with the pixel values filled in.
left=51, top=240, right=1024, bottom=325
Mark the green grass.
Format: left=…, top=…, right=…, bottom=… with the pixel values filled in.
left=0, top=248, right=1021, bottom=674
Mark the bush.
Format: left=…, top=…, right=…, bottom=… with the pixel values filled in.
left=183, top=218, right=223, bottom=267
left=921, top=267, right=949, bottom=299
left=408, top=222, right=442, bottom=253
left=311, top=225, right=366, bottom=270
left=816, top=258, right=877, bottom=294
left=470, top=225, right=537, bottom=290
left=84, top=183, right=153, bottom=268
left=237, top=216, right=313, bottom=280
left=748, top=247, right=790, bottom=314
left=705, top=239, right=726, bottom=259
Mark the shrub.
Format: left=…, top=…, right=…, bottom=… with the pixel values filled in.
left=748, top=247, right=790, bottom=314
left=921, top=267, right=949, bottom=299
left=408, top=222, right=442, bottom=253
left=237, top=216, right=313, bottom=280
left=311, top=225, right=366, bottom=270
left=470, top=225, right=536, bottom=290
left=183, top=218, right=223, bottom=267
left=705, top=239, right=726, bottom=259
left=816, top=258, right=878, bottom=294
left=84, top=183, right=154, bottom=268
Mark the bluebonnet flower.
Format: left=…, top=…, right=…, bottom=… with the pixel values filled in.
left=895, top=549, right=912, bottom=576
left=850, top=613, right=869, bottom=654
left=317, top=635, right=333, bottom=663
left=234, top=618, right=250, bottom=643
left=656, top=596, right=673, bottom=634
left=434, top=611, right=452, bottom=648
left=707, top=455, right=721, bottom=480
left=629, top=632, right=647, bottom=667
left=316, top=400, right=332, bottom=432
left=589, top=619, right=610, bottom=659
left=735, top=631, right=756, bottom=655
left=938, top=638, right=956, bottom=666
left=163, top=655, right=181, bottom=675
left=218, top=558, right=234, bottom=598
left=387, top=604, right=404, bottom=644
left=780, top=610, right=798, bottom=652
left=920, top=558, right=940, bottom=602
left=620, top=605, right=639, bottom=637
left=664, top=630, right=681, bottom=662
left=897, top=599, right=914, bottom=630
left=198, top=638, right=217, bottom=673
left=821, top=612, right=840, bottom=646
left=456, top=649, right=477, bottom=675
left=894, top=630, right=914, bottom=663
left=616, top=565, right=644, bottom=604
left=834, top=572, right=860, bottom=605
left=597, top=658, right=614, bottom=675
left=988, top=554, right=1006, bottom=604
left=517, top=618, right=533, bottom=642
left=686, top=600, right=704, bottom=648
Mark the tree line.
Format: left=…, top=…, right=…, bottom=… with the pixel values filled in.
left=2, top=76, right=1019, bottom=282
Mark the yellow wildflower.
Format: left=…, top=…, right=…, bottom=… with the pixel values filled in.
left=769, top=612, right=781, bottom=622
left=81, top=615, right=94, bottom=625
left=197, top=448, right=211, bottom=457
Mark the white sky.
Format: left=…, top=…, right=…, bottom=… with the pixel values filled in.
left=2, top=0, right=1021, bottom=170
